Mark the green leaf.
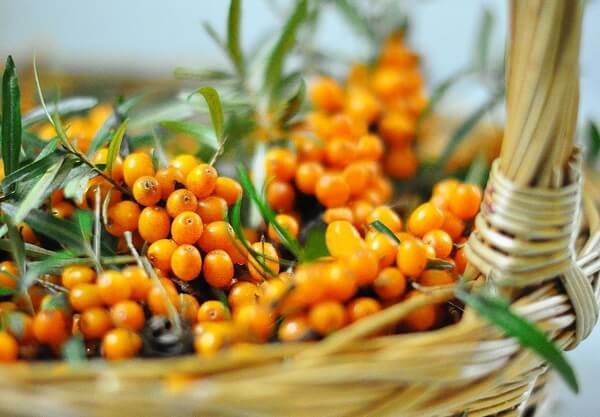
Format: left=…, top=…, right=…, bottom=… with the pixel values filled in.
left=333, top=0, right=374, bottom=42
left=0, top=286, right=16, bottom=296
left=302, top=223, right=329, bottom=262
left=464, top=152, right=489, bottom=187
left=237, top=165, right=304, bottom=259
left=369, top=220, right=400, bottom=244
left=227, top=0, right=244, bottom=77
left=1, top=152, right=62, bottom=192
left=160, top=120, right=218, bottom=151
left=263, top=0, right=308, bottom=93
left=19, top=251, right=73, bottom=290
left=473, top=7, right=494, bottom=71
left=75, top=210, right=93, bottom=243
left=203, top=22, right=227, bottom=50
left=62, top=335, right=86, bottom=364
left=106, top=119, right=129, bottom=174
left=456, top=289, right=579, bottom=393
left=63, top=165, right=96, bottom=206
left=270, top=72, right=306, bottom=123
left=173, top=67, right=234, bottom=82
left=1, top=56, right=22, bottom=177
left=0, top=239, right=55, bottom=259
left=588, top=121, right=600, bottom=161
left=4, top=218, right=25, bottom=276
left=188, top=87, right=225, bottom=143
left=22, top=96, right=98, bottom=127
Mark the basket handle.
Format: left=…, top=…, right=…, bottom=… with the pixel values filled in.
left=465, top=0, right=599, bottom=347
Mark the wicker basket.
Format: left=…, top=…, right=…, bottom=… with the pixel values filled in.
left=1, top=1, right=599, bottom=416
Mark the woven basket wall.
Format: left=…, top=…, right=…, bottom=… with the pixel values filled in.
left=0, top=1, right=599, bottom=416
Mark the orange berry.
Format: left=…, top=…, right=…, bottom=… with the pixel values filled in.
left=51, top=201, right=76, bottom=219
left=295, top=161, right=324, bottom=194
left=325, top=138, right=357, bottom=168
left=278, top=314, right=313, bottom=343
left=422, top=229, right=453, bottom=259
left=92, top=148, right=124, bottom=181
left=123, top=152, right=155, bottom=188
left=374, top=267, right=407, bottom=300
left=122, top=266, right=152, bottom=301
left=61, top=265, right=95, bottom=290
left=419, top=269, right=455, bottom=287
left=248, top=241, right=279, bottom=281
left=228, top=281, right=258, bottom=309
left=0, top=331, right=19, bottom=362
left=347, top=297, right=382, bottom=323
left=197, top=300, right=230, bottom=322
left=132, top=176, right=162, bottom=207
left=440, top=211, right=465, bottom=241
left=102, top=328, right=142, bottom=360
left=80, top=307, right=113, bottom=339
left=147, top=239, right=178, bottom=273
left=199, top=221, right=247, bottom=265
left=432, top=179, right=459, bottom=210
left=110, top=300, right=145, bottom=331
left=171, top=211, right=204, bottom=245
left=454, top=246, right=467, bottom=274
left=294, top=134, right=324, bottom=162
left=407, top=202, right=445, bottom=237
left=193, top=322, right=237, bottom=356
left=315, top=174, right=350, bottom=208
left=197, top=196, right=228, bottom=223
left=69, top=283, right=103, bottom=311
left=367, top=206, right=403, bottom=232
left=203, top=250, right=234, bottom=289
left=309, top=76, right=344, bottom=113
left=267, top=214, right=299, bottom=244
left=324, top=262, right=358, bottom=302
left=384, top=145, right=418, bottom=179
left=266, top=180, right=295, bottom=212
left=350, top=199, right=374, bottom=229
left=345, top=248, right=379, bottom=285
left=154, top=167, right=180, bottom=200
left=322, top=207, right=354, bottom=224
left=97, top=271, right=132, bottom=305
left=258, top=278, right=289, bottom=307
left=325, top=220, right=365, bottom=258
left=18, top=223, right=38, bottom=244
left=106, top=200, right=141, bottom=237
left=214, top=176, right=243, bottom=205
left=345, top=87, right=381, bottom=124
left=171, top=154, right=199, bottom=178
left=147, top=278, right=180, bottom=316
left=448, top=183, right=482, bottom=220
left=403, top=291, right=438, bottom=331
left=171, top=244, right=202, bottom=281
left=166, top=189, right=198, bottom=218
left=265, top=147, right=297, bottom=182
left=397, top=239, right=427, bottom=277
left=342, top=162, right=371, bottom=197
left=309, top=301, right=346, bottom=335
left=138, top=206, right=170, bottom=243
left=84, top=177, right=123, bottom=209
left=233, top=304, right=274, bottom=342
left=378, top=112, right=415, bottom=145
left=33, top=310, right=69, bottom=346
left=179, top=294, right=200, bottom=324
left=356, top=134, right=384, bottom=161
left=186, top=164, right=218, bottom=199
left=366, top=232, right=399, bottom=268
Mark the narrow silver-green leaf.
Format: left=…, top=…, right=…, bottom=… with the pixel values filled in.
left=588, top=121, right=600, bottom=161
left=369, top=220, right=400, bottom=244
left=14, top=158, right=64, bottom=224
left=333, top=0, right=374, bottom=42
left=62, top=335, right=86, bottom=363
left=22, top=96, right=98, bottom=127
left=473, top=7, right=494, bottom=71
left=1, top=56, right=22, bottom=177
left=160, top=120, right=218, bottom=150
left=188, top=87, right=225, bottom=143
left=465, top=152, right=489, bottom=187
left=227, top=0, right=244, bottom=77
left=5, top=219, right=25, bottom=275
left=19, top=251, right=73, bottom=290
left=302, top=224, right=329, bottom=262
left=106, top=119, right=129, bottom=175
left=0, top=239, right=55, bottom=259
left=173, top=67, right=234, bottom=82
left=1, top=152, right=62, bottom=192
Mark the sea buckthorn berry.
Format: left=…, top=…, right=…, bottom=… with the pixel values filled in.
left=171, top=244, right=202, bottom=281
left=440, top=211, right=465, bottom=241
left=33, top=310, right=69, bottom=346
left=197, top=196, right=228, bottom=223
left=407, top=202, right=445, bottom=237
left=203, top=250, right=234, bottom=289
left=366, top=232, right=399, bottom=268
left=186, top=164, right=218, bottom=199
left=199, top=221, right=247, bottom=265
left=374, top=267, right=407, bottom=300
left=171, top=154, right=200, bottom=178
left=228, top=281, right=258, bottom=309
left=277, top=314, right=312, bottom=342
left=194, top=322, right=237, bottom=356
left=419, top=270, right=455, bottom=287
left=345, top=248, right=379, bottom=286
left=147, top=239, right=178, bottom=273
left=356, top=134, right=384, bottom=161
left=397, top=239, right=427, bottom=277
left=342, top=162, right=371, bottom=197
left=325, top=138, right=358, bottom=169
left=0, top=331, right=19, bottom=362
left=345, top=86, right=381, bottom=123
left=285, top=263, right=326, bottom=309
left=155, top=167, right=180, bottom=200
left=384, top=145, right=418, bottom=179
left=122, top=266, right=152, bottom=301
left=69, top=283, right=103, bottom=312
left=197, top=300, right=230, bottom=322
left=61, top=265, right=96, bottom=290
left=123, top=152, right=155, bottom=188
left=454, top=246, right=467, bottom=274
left=378, top=112, right=415, bottom=145
left=432, top=179, right=459, bottom=210
left=266, top=180, right=295, bottom=212
left=233, top=304, right=274, bottom=342
left=214, top=176, right=243, bottom=205
left=347, top=297, right=382, bottom=323
left=171, top=211, right=204, bottom=245
left=110, top=300, right=145, bottom=331
left=309, top=301, right=346, bottom=336
left=422, top=229, right=453, bottom=259
left=325, top=220, right=365, bottom=258
left=0, top=261, right=19, bottom=290
left=258, top=278, right=289, bottom=307
left=179, top=294, right=200, bottom=324
left=267, top=214, right=299, bottom=244
left=80, top=307, right=113, bottom=339
left=372, top=176, right=393, bottom=203
left=92, top=148, right=124, bottom=181
left=315, top=174, right=350, bottom=208
left=248, top=241, right=280, bottom=281
left=106, top=201, right=141, bottom=237
left=18, top=223, right=38, bottom=244
left=84, top=177, right=123, bottom=209
left=166, top=189, right=198, bottom=218
left=367, top=206, right=403, bottom=232
left=102, top=328, right=142, bottom=360
left=295, top=161, right=324, bottom=194
left=448, top=183, right=482, bottom=220
left=309, top=76, right=345, bottom=113
left=147, top=278, right=180, bottom=316
left=322, top=207, right=354, bottom=224
left=294, top=134, right=324, bottom=162
left=324, top=262, right=358, bottom=302
left=265, top=147, right=297, bottom=182
left=138, top=206, right=170, bottom=243
left=132, top=176, right=162, bottom=207
left=51, top=201, right=76, bottom=219
left=350, top=200, right=374, bottom=229
left=97, top=271, right=132, bottom=305
left=403, top=291, right=438, bottom=331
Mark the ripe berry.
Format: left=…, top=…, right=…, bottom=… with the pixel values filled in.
left=315, top=174, right=350, bottom=208
left=0, top=331, right=19, bottom=362
left=122, top=266, right=152, bottom=301
left=138, top=206, right=171, bottom=243
left=324, top=262, right=357, bottom=302
left=397, top=239, right=427, bottom=277
left=295, top=161, right=324, bottom=194
left=374, top=267, right=407, bottom=300
left=448, top=183, right=482, bottom=220
left=323, top=207, right=354, bottom=224
left=228, top=282, right=258, bottom=309
left=97, top=271, right=132, bottom=305
left=325, top=138, right=357, bottom=168
left=197, top=196, right=228, bottom=223
left=367, top=206, right=403, bottom=232
left=199, top=221, right=247, bottom=265
left=277, top=314, right=312, bottom=342
left=147, top=278, right=180, bottom=316
left=106, top=201, right=141, bottom=237
left=186, top=163, right=218, bottom=199
left=248, top=241, right=279, bottom=281
left=325, top=220, right=365, bottom=258
left=422, top=229, right=453, bottom=259
left=267, top=214, right=299, bottom=244
left=33, top=310, right=69, bottom=346
left=403, top=291, right=438, bottom=331
left=110, top=300, right=145, bottom=331
left=61, top=265, right=96, bottom=290
left=171, top=211, right=204, bottom=245
left=69, top=283, right=103, bottom=311
left=179, top=294, right=200, bottom=324
left=147, top=239, right=178, bottom=273
left=155, top=167, right=180, bottom=200
left=407, top=202, right=445, bottom=237
left=233, top=304, right=274, bottom=342
left=203, top=250, right=234, bottom=289
left=384, top=145, right=418, bottom=179
left=345, top=248, right=379, bottom=285
left=214, top=176, right=243, bottom=205
left=171, top=154, right=199, bottom=178
left=356, top=133, right=384, bottom=161
left=102, top=328, right=143, bottom=360
left=309, top=301, right=346, bottom=336
left=266, top=180, right=295, bottom=212
left=80, top=307, right=113, bottom=339
left=347, top=297, right=382, bottom=323
left=166, top=189, right=198, bottom=218
left=419, top=269, right=455, bottom=287
left=132, top=176, right=162, bottom=207
left=265, top=148, right=297, bottom=182
left=171, top=244, right=202, bottom=281
left=342, top=162, right=370, bottom=196
left=123, top=152, right=155, bottom=188
left=309, top=76, right=345, bottom=113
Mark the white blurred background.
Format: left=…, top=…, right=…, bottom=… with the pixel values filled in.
left=0, top=1, right=599, bottom=415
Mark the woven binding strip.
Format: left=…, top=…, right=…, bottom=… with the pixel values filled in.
left=466, top=152, right=599, bottom=346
